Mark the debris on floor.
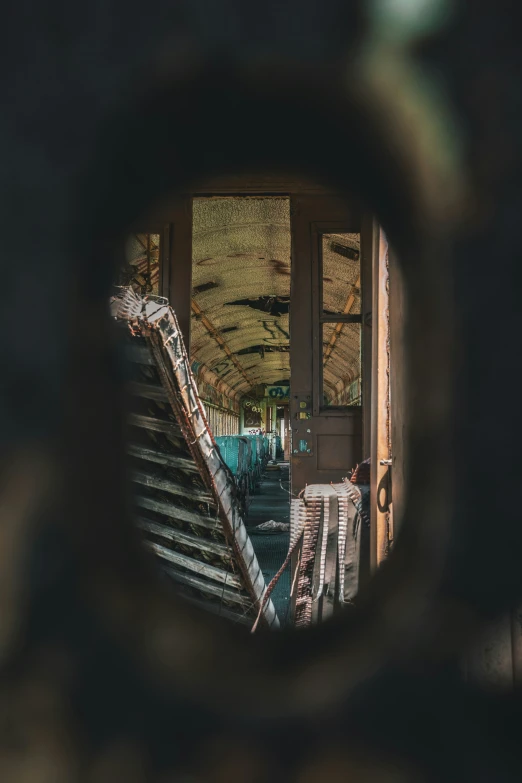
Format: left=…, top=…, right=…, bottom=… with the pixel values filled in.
left=246, top=464, right=291, bottom=626
left=254, top=519, right=290, bottom=532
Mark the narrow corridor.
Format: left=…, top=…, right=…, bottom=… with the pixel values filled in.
left=246, top=462, right=291, bottom=627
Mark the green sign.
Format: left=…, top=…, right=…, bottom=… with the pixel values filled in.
left=266, top=385, right=290, bottom=401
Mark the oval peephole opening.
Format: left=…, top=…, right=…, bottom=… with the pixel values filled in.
left=109, top=167, right=403, bottom=637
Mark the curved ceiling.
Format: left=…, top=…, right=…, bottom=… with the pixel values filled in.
left=191, top=198, right=291, bottom=395
left=190, top=199, right=362, bottom=403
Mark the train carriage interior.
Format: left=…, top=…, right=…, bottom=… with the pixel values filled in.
left=113, top=179, right=385, bottom=632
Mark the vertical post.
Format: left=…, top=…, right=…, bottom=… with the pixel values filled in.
left=511, top=606, right=522, bottom=685
left=361, top=213, right=374, bottom=460
left=272, top=405, right=278, bottom=460
left=370, top=224, right=391, bottom=571
left=283, top=405, right=290, bottom=461
left=167, top=196, right=193, bottom=350
left=289, top=195, right=314, bottom=494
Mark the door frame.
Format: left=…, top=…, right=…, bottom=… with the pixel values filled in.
left=289, top=194, right=370, bottom=495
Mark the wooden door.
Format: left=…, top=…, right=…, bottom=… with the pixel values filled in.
left=283, top=405, right=290, bottom=461
left=289, top=195, right=371, bottom=493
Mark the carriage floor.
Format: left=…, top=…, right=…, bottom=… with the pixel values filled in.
left=246, top=462, right=291, bottom=628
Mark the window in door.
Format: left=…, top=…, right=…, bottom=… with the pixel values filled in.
left=319, top=232, right=362, bottom=408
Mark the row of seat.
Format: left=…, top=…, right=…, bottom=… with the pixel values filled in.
left=215, top=434, right=271, bottom=512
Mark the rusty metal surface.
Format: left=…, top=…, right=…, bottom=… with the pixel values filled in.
left=3, top=1, right=522, bottom=781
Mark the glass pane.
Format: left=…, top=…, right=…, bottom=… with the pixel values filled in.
left=322, top=322, right=361, bottom=407
left=119, top=233, right=161, bottom=295
left=191, top=197, right=291, bottom=398
left=322, top=232, right=360, bottom=316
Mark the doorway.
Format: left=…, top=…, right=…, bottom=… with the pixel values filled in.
left=126, top=183, right=375, bottom=628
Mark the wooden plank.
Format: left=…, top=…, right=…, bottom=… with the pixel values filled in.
left=134, top=495, right=219, bottom=531
left=128, top=412, right=181, bottom=436
left=127, top=442, right=197, bottom=473
left=136, top=517, right=231, bottom=559
left=125, top=343, right=155, bottom=366
left=146, top=541, right=242, bottom=588
left=161, top=564, right=252, bottom=607
left=132, top=470, right=214, bottom=504
left=128, top=380, right=168, bottom=402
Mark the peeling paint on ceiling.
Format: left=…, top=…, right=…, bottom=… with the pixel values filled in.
left=191, top=198, right=291, bottom=394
